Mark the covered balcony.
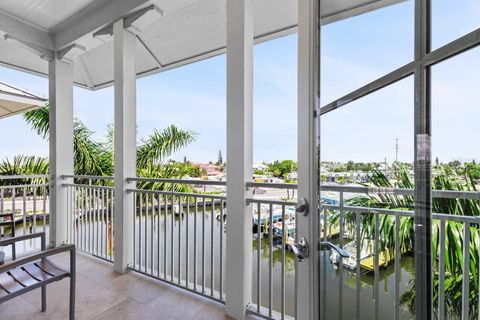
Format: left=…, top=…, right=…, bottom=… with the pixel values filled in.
left=1, top=1, right=480, bottom=320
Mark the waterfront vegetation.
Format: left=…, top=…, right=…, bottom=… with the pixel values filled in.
left=331, top=165, right=480, bottom=318
left=0, top=104, right=199, bottom=193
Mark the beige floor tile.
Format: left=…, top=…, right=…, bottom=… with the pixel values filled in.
left=0, top=296, right=45, bottom=320
left=0, top=252, right=270, bottom=320
left=149, top=287, right=207, bottom=319
left=94, top=298, right=167, bottom=320
left=103, top=272, right=170, bottom=305
left=189, top=300, right=226, bottom=320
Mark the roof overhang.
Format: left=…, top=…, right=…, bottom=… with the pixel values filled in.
left=0, top=82, right=47, bottom=119
left=0, top=0, right=406, bottom=91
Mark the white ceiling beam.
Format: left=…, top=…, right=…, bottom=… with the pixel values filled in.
left=0, top=10, right=54, bottom=50
left=53, top=0, right=150, bottom=50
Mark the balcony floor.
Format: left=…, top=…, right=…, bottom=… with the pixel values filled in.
left=0, top=251, right=258, bottom=320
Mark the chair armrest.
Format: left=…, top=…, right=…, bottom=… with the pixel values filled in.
left=0, top=232, right=46, bottom=248
left=0, top=244, right=75, bottom=274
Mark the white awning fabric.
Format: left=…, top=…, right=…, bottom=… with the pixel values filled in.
left=0, top=81, right=46, bottom=119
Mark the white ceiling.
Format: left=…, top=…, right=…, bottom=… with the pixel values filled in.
left=0, top=0, right=405, bottom=90
left=0, top=0, right=98, bottom=31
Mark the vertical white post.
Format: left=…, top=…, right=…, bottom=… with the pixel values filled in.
left=113, top=19, right=136, bottom=274
left=49, top=58, right=74, bottom=247
left=297, top=0, right=320, bottom=319
left=225, top=0, right=254, bottom=318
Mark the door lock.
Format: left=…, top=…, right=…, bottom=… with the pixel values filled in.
left=295, top=198, right=309, bottom=216
left=290, top=237, right=309, bottom=262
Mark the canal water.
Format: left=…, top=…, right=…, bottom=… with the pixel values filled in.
left=131, top=203, right=415, bottom=319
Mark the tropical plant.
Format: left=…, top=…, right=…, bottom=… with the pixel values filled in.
left=21, top=103, right=198, bottom=189
left=0, top=155, right=49, bottom=186
left=137, top=126, right=196, bottom=168
left=330, top=166, right=479, bottom=318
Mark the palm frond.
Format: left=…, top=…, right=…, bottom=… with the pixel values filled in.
left=23, top=103, right=49, bottom=139
left=137, top=125, right=196, bottom=167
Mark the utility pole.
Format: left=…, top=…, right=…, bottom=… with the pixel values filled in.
left=395, top=138, right=399, bottom=163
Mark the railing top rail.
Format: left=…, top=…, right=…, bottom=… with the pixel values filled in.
left=0, top=175, right=48, bottom=180
left=321, top=185, right=413, bottom=195
left=323, top=204, right=480, bottom=224
left=127, top=188, right=226, bottom=200
left=127, top=177, right=226, bottom=186
left=62, top=183, right=114, bottom=190
left=61, top=175, right=114, bottom=180
left=246, top=181, right=297, bottom=189
left=324, top=185, right=480, bottom=200
left=246, top=198, right=297, bottom=206
left=246, top=182, right=480, bottom=201
left=0, top=183, right=49, bottom=190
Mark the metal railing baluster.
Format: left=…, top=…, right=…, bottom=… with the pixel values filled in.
left=171, top=186, right=174, bottom=282
left=355, top=211, right=361, bottom=320
left=186, top=197, right=189, bottom=287
left=438, top=219, right=445, bottom=320
left=257, top=202, right=261, bottom=313
left=339, top=191, right=344, bottom=319
left=139, top=192, right=143, bottom=271
left=145, top=192, right=149, bottom=273
left=202, top=196, right=206, bottom=294
left=164, top=194, right=167, bottom=280
left=133, top=192, right=137, bottom=268
left=194, top=196, right=198, bottom=291
left=151, top=192, right=155, bottom=275
left=462, top=222, right=470, bottom=320
left=157, top=194, right=161, bottom=278
left=269, top=203, right=273, bottom=318
left=179, top=196, right=182, bottom=284
left=219, top=198, right=224, bottom=300
left=394, top=214, right=400, bottom=320
left=281, top=204, right=286, bottom=320
left=374, top=212, right=379, bottom=320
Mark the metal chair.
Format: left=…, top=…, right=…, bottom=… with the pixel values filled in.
left=0, top=233, right=76, bottom=319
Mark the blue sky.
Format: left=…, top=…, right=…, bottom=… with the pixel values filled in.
left=0, top=0, right=478, bottom=164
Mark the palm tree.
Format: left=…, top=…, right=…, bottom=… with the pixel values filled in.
left=24, top=104, right=112, bottom=177
left=331, top=166, right=479, bottom=318
left=22, top=103, right=197, bottom=183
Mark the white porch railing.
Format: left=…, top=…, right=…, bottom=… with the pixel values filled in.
left=62, top=175, right=114, bottom=261
left=0, top=175, right=49, bottom=257
left=57, top=176, right=479, bottom=320
left=127, top=177, right=227, bottom=303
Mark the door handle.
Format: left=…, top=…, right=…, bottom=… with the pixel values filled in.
left=290, top=237, right=309, bottom=262
left=319, top=242, right=349, bottom=259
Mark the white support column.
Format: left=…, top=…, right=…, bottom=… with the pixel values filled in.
left=113, top=19, right=136, bottom=274
left=225, top=0, right=254, bottom=318
left=49, top=58, right=74, bottom=247
left=297, top=0, right=320, bottom=319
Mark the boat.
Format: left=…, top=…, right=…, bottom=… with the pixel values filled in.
left=272, top=220, right=296, bottom=249
left=330, top=240, right=395, bottom=272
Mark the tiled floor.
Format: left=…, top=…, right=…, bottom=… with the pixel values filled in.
left=0, top=252, right=259, bottom=320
